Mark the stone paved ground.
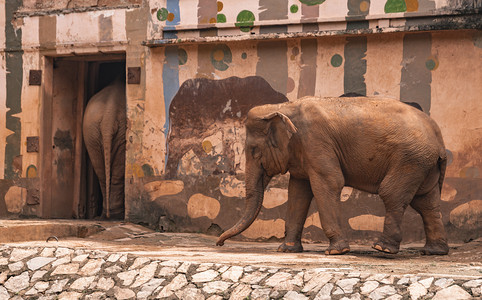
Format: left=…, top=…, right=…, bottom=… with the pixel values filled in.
left=0, top=244, right=481, bottom=299
left=0, top=221, right=480, bottom=299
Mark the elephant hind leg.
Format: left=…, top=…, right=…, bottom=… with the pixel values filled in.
left=410, top=186, right=449, bottom=255
left=374, top=169, right=424, bottom=254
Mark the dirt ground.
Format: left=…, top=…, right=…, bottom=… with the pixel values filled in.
left=3, top=220, right=480, bottom=278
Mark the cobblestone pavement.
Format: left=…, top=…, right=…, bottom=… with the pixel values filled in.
left=0, top=221, right=480, bottom=299
left=0, top=244, right=480, bottom=299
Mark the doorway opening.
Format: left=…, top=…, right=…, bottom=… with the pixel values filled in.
left=40, top=53, right=126, bottom=219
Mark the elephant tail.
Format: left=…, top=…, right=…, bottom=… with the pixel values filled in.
left=438, top=152, right=447, bottom=194
left=103, top=131, right=113, bottom=219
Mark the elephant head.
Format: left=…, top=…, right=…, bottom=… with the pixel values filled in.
left=216, top=106, right=297, bottom=246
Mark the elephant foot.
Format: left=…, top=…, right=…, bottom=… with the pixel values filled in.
left=325, top=239, right=350, bottom=255
left=422, top=240, right=449, bottom=255
left=278, top=242, right=303, bottom=253
left=372, top=237, right=400, bottom=254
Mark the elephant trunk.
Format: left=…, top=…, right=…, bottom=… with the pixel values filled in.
left=216, top=168, right=270, bottom=246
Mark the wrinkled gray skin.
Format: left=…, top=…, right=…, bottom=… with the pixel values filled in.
left=83, top=79, right=126, bottom=219
left=217, top=96, right=449, bottom=255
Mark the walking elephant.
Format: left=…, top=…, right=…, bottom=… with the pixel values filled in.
left=83, top=78, right=126, bottom=219
left=217, top=96, right=449, bottom=255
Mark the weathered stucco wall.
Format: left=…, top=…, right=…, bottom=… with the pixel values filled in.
left=0, top=0, right=480, bottom=244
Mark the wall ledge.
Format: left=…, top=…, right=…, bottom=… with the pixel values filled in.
left=144, top=12, right=481, bottom=47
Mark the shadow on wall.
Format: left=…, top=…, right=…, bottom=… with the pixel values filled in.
left=165, top=76, right=289, bottom=178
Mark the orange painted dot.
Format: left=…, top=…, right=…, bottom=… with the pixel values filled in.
left=359, top=1, right=369, bottom=12
left=217, top=1, right=223, bottom=12
left=406, top=0, right=419, bottom=12
left=209, top=17, right=217, bottom=24
left=202, top=140, right=213, bottom=153
left=213, top=49, right=224, bottom=61
left=167, top=13, right=175, bottom=22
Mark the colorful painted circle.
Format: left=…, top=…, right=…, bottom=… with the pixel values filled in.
left=26, top=165, right=37, bottom=178
left=209, top=17, right=217, bottom=24
left=178, top=48, right=188, bottom=65
left=217, top=1, right=223, bottom=12
left=331, top=54, right=343, bottom=67
left=213, top=49, right=224, bottom=61
left=236, top=10, right=255, bottom=32
left=290, top=4, right=299, bottom=13
left=287, top=77, right=295, bottom=93
left=157, top=8, right=168, bottom=21
left=405, top=0, right=419, bottom=12
left=425, top=57, right=439, bottom=70
left=359, top=0, right=370, bottom=12
left=217, top=14, right=227, bottom=23
left=384, top=0, right=406, bottom=13
left=299, top=0, right=326, bottom=6
left=241, top=52, right=247, bottom=59
left=202, top=140, right=213, bottom=153
left=167, top=12, right=175, bottom=22
left=211, top=44, right=232, bottom=71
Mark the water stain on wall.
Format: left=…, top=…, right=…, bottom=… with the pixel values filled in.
left=400, top=33, right=432, bottom=113
left=4, top=0, right=23, bottom=180
left=165, top=76, right=288, bottom=178
left=256, top=41, right=288, bottom=95
left=297, top=39, right=317, bottom=98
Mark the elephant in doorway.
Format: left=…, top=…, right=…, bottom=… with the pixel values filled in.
left=217, top=96, right=449, bottom=255
left=83, top=78, right=126, bottom=219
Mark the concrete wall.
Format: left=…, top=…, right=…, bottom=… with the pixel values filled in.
left=0, top=0, right=480, bottom=244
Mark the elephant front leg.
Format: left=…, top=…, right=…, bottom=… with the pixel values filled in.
left=278, top=177, right=313, bottom=253
left=309, top=172, right=349, bottom=255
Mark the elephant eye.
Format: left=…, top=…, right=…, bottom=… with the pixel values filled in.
left=251, top=146, right=261, bottom=159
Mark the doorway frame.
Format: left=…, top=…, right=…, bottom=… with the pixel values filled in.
left=39, top=53, right=126, bottom=219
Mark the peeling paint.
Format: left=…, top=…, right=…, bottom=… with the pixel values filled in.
left=304, top=212, right=322, bottom=229
left=241, top=219, right=285, bottom=239
left=144, top=180, right=184, bottom=200
left=187, top=193, right=220, bottom=219
left=449, top=200, right=482, bottom=230
left=340, top=187, right=353, bottom=202
left=263, top=188, right=288, bottom=209
left=5, top=186, right=27, bottom=213
left=219, top=175, right=245, bottom=198
left=348, top=214, right=384, bottom=231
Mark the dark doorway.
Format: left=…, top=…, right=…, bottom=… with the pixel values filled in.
left=84, top=60, right=126, bottom=219
left=40, top=54, right=126, bottom=219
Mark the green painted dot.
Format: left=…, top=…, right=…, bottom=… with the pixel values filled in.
left=178, top=48, right=187, bottom=65
left=299, top=0, right=326, bottom=6
left=241, top=52, right=247, bottom=59
left=236, top=10, right=255, bottom=32
left=217, top=14, right=226, bottom=23
left=425, top=59, right=435, bottom=70
left=211, top=44, right=232, bottom=71
left=425, top=59, right=437, bottom=70
left=290, top=4, right=299, bottom=13
left=384, top=0, right=406, bottom=13
left=331, top=54, right=343, bottom=67
left=157, top=8, right=169, bottom=21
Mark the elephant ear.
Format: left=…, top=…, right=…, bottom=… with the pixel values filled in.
left=258, top=112, right=298, bottom=140
left=255, top=111, right=297, bottom=174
